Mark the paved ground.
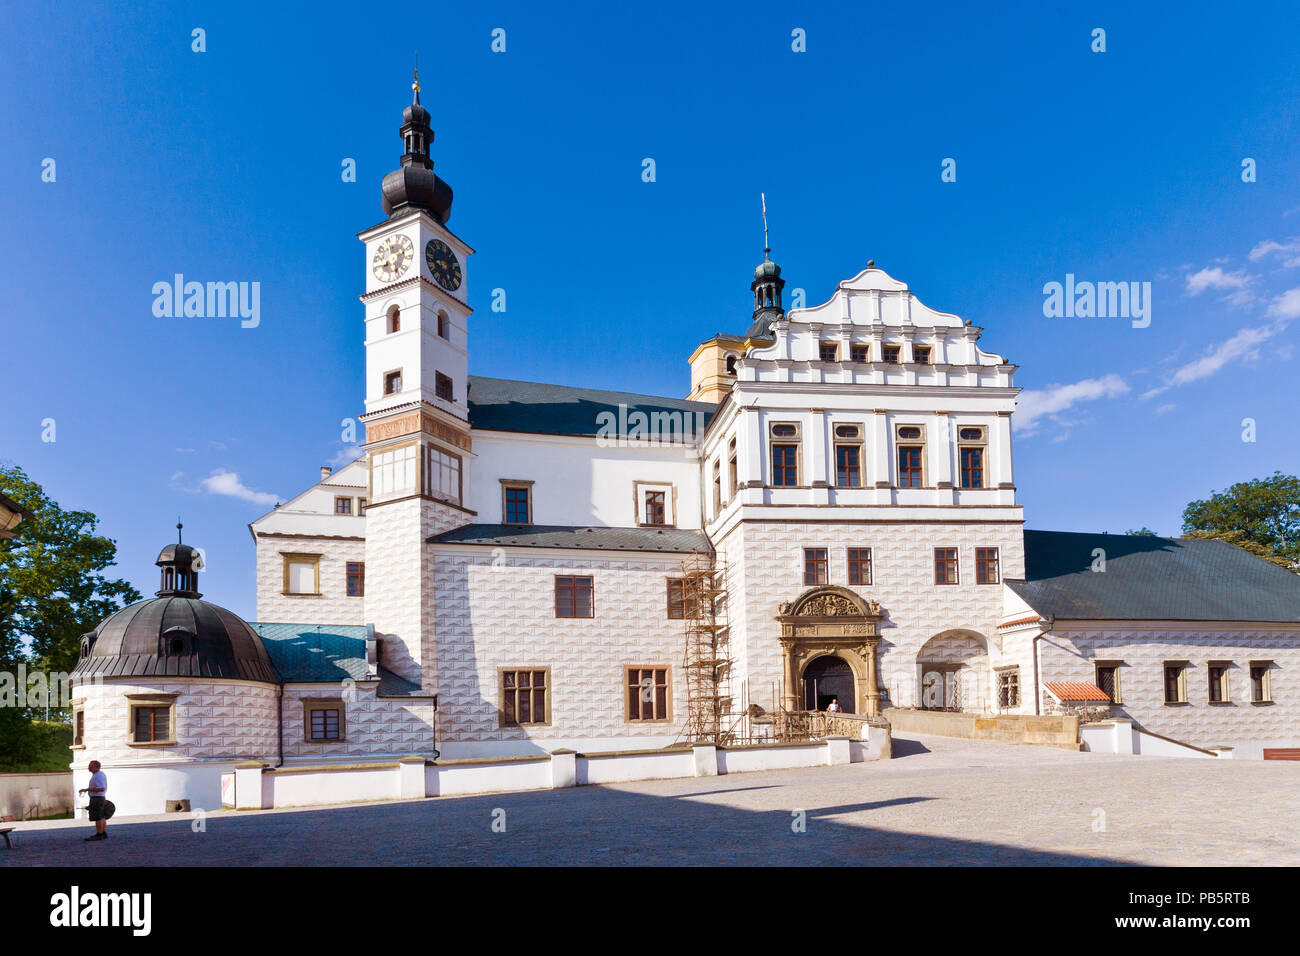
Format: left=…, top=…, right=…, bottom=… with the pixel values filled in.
left=5, top=734, right=1299, bottom=866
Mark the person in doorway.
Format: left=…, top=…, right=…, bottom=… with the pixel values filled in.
left=826, top=697, right=842, bottom=713
left=79, top=760, right=109, bottom=842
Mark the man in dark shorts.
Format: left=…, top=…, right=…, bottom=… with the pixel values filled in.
left=79, top=760, right=109, bottom=841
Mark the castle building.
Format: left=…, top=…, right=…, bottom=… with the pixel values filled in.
left=69, top=81, right=1300, bottom=815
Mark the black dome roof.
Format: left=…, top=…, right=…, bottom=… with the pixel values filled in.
left=71, top=596, right=277, bottom=683
left=381, top=164, right=454, bottom=222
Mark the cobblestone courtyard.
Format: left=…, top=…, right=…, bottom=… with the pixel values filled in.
left=7, top=734, right=1299, bottom=866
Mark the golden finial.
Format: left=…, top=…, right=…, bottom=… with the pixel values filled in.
left=412, top=53, right=421, bottom=95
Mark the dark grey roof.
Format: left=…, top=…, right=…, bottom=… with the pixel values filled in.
left=72, top=597, right=278, bottom=683
left=466, top=375, right=716, bottom=439
left=1011, top=530, right=1300, bottom=623
left=377, top=667, right=434, bottom=699
left=428, top=523, right=711, bottom=554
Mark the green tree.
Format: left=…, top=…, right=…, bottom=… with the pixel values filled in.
left=1126, top=527, right=1158, bottom=536
left=1182, top=471, right=1300, bottom=569
left=0, top=463, right=141, bottom=689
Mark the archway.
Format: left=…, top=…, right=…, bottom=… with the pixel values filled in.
left=802, top=655, right=855, bottom=713
left=916, top=630, right=990, bottom=712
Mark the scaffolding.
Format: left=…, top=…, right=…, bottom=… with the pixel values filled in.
left=677, top=551, right=745, bottom=745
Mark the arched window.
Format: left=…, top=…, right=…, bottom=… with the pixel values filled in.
left=725, top=355, right=738, bottom=374
left=437, top=311, right=449, bottom=339
left=388, top=306, right=401, bottom=334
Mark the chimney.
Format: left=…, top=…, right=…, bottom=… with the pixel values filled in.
left=320, top=466, right=332, bottom=482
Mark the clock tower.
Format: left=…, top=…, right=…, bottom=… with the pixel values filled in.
left=358, top=73, right=475, bottom=684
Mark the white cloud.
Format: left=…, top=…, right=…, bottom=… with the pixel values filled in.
left=1266, top=287, right=1300, bottom=320
left=1249, top=238, right=1300, bottom=267
left=199, top=470, right=280, bottom=507
left=1014, top=375, right=1130, bottom=436
left=1154, top=403, right=1176, bottom=416
left=328, top=444, right=365, bottom=469
left=1143, top=323, right=1282, bottom=398
left=1185, top=266, right=1252, bottom=297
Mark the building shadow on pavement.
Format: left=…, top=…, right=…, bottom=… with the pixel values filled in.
left=1, top=780, right=1137, bottom=867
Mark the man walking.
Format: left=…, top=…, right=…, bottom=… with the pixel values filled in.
left=78, top=760, right=109, bottom=842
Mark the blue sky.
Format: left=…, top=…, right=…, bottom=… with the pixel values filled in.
left=3, top=1, right=1300, bottom=620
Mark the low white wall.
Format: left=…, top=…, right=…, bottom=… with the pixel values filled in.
left=0, top=772, right=73, bottom=819
left=221, top=727, right=893, bottom=812
left=1080, top=720, right=1217, bottom=758
left=578, top=750, right=694, bottom=785
left=70, top=762, right=236, bottom=819
left=431, top=757, right=553, bottom=796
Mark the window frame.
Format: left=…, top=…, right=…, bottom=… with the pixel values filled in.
left=769, top=422, right=801, bottom=487
left=625, top=665, right=672, bottom=722
left=934, top=547, right=959, bottom=586
left=1249, top=660, right=1273, bottom=704
left=383, top=368, right=403, bottom=395
left=644, top=489, right=667, bottom=526
left=957, top=425, right=987, bottom=490
left=500, top=668, right=551, bottom=727
left=882, top=344, right=901, bottom=364
left=303, top=698, right=347, bottom=742
left=847, top=547, right=873, bottom=586
left=125, top=693, right=179, bottom=747
left=434, top=371, right=454, bottom=403
left=895, top=423, right=926, bottom=489
left=803, top=547, right=829, bottom=586
left=819, top=342, right=838, bottom=363
left=633, top=481, right=675, bottom=528
left=334, top=496, right=353, bottom=516
left=281, top=552, right=322, bottom=596
left=554, top=575, right=595, bottom=618
left=1163, top=662, right=1188, bottom=705
left=996, top=667, right=1020, bottom=709
left=850, top=343, right=870, bottom=363
left=728, top=437, right=739, bottom=495
left=975, top=547, right=1000, bottom=585
left=834, top=424, right=864, bottom=488
left=1094, top=661, right=1123, bottom=704
left=501, top=479, right=533, bottom=525
left=436, top=311, right=450, bottom=339
left=346, top=560, right=365, bottom=597
left=1207, top=661, right=1232, bottom=704
left=911, top=344, right=932, bottom=365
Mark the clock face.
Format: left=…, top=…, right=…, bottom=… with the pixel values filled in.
left=372, top=234, right=414, bottom=283
left=426, top=239, right=462, bottom=292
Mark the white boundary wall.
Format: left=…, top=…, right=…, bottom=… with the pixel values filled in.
left=1080, top=719, right=1220, bottom=758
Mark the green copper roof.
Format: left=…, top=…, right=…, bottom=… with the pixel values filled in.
left=1011, top=530, right=1300, bottom=623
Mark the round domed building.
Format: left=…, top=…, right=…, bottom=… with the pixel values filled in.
left=70, top=528, right=437, bottom=816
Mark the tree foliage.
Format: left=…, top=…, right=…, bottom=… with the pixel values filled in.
left=0, top=464, right=142, bottom=678
left=1182, top=472, right=1300, bottom=570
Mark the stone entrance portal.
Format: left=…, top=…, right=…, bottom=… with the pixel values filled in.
left=802, top=655, right=855, bottom=713
left=776, top=586, right=883, bottom=717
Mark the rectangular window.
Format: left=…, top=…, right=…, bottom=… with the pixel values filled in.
left=975, top=547, right=1000, bottom=584
left=713, top=460, right=723, bottom=513
left=74, top=709, right=84, bottom=747
left=435, top=372, right=454, bottom=402
left=667, top=578, right=690, bottom=619
left=306, top=703, right=344, bottom=741
left=555, top=575, right=594, bottom=618
left=427, top=447, right=461, bottom=504
left=358, top=497, right=368, bottom=516
left=282, top=553, right=321, bottom=595
left=835, top=444, right=861, bottom=487
left=819, top=342, right=838, bottom=362
left=132, top=706, right=171, bottom=743
left=334, top=496, right=353, bottom=515
left=847, top=548, right=872, bottom=586
left=384, top=370, right=402, bottom=395
left=912, top=345, right=931, bottom=364
left=898, top=446, right=923, bottom=488
left=1163, top=663, right=1187, bottom=704
left=934, top=548, right=958, bottom=585
left=728, top=437, right=739, bottom=494
left=851, top=344, right=869, bottom=363
left=997, top=669, right=1020, bottom=708
left=1250, top=662, right=1273, bottom=703
left=504, top=484, right=531, bottom=524
left=346, top=561, right=365, bottom=597
left=372, top=444, right=417, bottom=499
left=770, top=423, right=800, bottom=487
left=883, top=344, right=901, bottom=363
left=627, top=667, right=670, bottom=721
left=501, top=670, right=548, bottom=726
left=644, top=490, right=666, bottom=526
left=1095, top=663, right=1122, bottom=703
left=960, top=447, right=984, bottom=489
left=804, top=548, right=828, bottom=586
left=1208, top=663, right=1230, bottom=703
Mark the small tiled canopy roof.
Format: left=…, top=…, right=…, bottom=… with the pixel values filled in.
left=1044, top=681, right=1111, bottom=703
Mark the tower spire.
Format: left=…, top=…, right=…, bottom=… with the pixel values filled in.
left=746, top=193, right=785, bottom=337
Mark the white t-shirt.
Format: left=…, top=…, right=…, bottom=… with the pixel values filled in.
left=827, top=702, right=841, bottom=713
left=88, top=770, right=107, bottom=797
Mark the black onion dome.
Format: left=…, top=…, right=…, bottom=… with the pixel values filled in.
left=754, top=255, right=781, bottom=280
left=381, top=165, right=454, bottom=222
left=71, top=596, right=277, bottom=683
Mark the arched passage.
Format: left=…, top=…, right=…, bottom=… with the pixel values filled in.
left=916, top=630, right=990, bottom=712
left=802, top=655, right=856, bottom=713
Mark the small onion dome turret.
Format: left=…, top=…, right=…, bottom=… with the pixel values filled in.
left=380, top=70, right=454, bottom=223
